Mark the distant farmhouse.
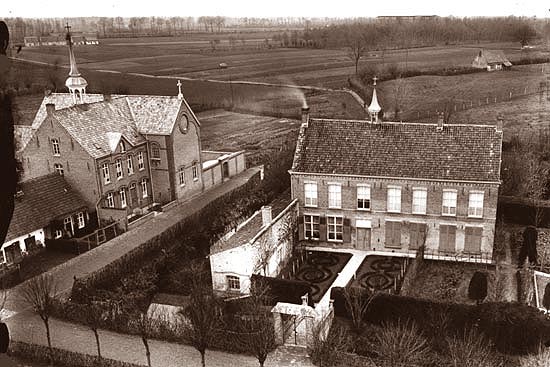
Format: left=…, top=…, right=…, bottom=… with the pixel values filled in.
left=9, top=28, right=245, bottom=265
left=290, top=80, right=503, bottom=262
left=24, top=32, right=99, bottom=47
left=472, top=49, right=512, bottom=71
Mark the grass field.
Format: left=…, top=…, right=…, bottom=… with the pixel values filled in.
left=15, top=34, right=548, bottom=88
left=379, top=63, right=550, bottom=124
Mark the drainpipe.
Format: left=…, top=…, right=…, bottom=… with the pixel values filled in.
left=145, top=136, right=156, bottom=207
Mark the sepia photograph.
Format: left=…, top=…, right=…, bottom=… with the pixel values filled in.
left=0, top=1, right=550, bottom=366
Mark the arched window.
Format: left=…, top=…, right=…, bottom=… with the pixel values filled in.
left=119, top=141, right=126, bottom=153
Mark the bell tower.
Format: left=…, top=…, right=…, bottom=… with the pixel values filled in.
left=368, top=76, right=381, bottom=123
left=64, top=23, right=88, bottom=104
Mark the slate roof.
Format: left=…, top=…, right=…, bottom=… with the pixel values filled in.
left=28, top=93, right=193, bottom=159
left=5, top=173, right=88, bottom=243
left=14, top=125, right=34, bottom=152
left=210, top=191, right=293, bottom=255
left=291, top=119, right=503, bottom=183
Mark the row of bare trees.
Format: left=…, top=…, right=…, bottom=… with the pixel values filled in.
left=17, top=265, right=278, bottom=367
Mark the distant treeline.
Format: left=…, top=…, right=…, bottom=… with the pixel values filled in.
left=272, top=16, right=547, bottom=49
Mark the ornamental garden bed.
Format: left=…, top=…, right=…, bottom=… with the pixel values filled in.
left=348, top=255, right=405, bottom=293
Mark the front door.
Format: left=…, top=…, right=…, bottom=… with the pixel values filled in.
left=357, top=228, right=371, bottom=250
left=129, top=184, right=138, bottom=208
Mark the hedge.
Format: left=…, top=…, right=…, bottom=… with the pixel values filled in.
left=250, top=274, right=313, bottom=307
left=330, top=287, right=550, bottom=355
left=8, top=341, right=143, bottom=367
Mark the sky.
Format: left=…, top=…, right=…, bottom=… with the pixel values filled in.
left=1, top=0, right=548, bottom=18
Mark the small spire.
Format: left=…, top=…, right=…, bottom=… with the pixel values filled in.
left=64, top=22, right=87, bottom=104
left=368, top=76, right=381, bottom=123
left=177, top=80, right=183, bottom=100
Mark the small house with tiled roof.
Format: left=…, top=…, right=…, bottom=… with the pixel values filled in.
left=210, top=193, right=298, bottom=295
left=2, top=173, right=88, bottom=265
left=290, top=82, right=503, bottom=261
left=472, top=49, right=512, bottom=71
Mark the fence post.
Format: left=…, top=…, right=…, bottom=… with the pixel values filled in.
left=494, top=96, right=497, bottom=103
left=486, top=97, right=489, bottom=104
left=510, top=91, right=512, bottom=100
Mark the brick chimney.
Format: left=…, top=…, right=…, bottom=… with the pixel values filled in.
left=103, top=93, right=111, bottom=102
left=301, top=106, right=310, bottom=126
left=46, top=103, right=55, bottom=116
left=261, top=206, right=272, bottom=227
left=436, top=112, right=444, bottom=131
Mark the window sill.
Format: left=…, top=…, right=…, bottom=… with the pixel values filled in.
left=304, top=237, right=320, bottom=241
left=441, top=213, right=457, bottom=217
left=357, top=208, right=371, bottom=211
left=412, top=212, right=427, bottom=216
left=304, top=204, right=318, bottom=208
left=193, top=178, right=199, bottom=182
left=328, top=206, right=342, bottom=210
left=328, top=239, right=344, bottom=243
left=467, top=215, right=483, bottom=219
left=387, top=210, right=401, bottom=214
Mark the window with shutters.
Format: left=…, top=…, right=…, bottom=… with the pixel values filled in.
left=115, top=159, right=123, bottom=179
left=119, top=188, right=127, bottom=208
left=137, top=152, right=145, bottom=170
left=468, top=191, right=484, bottom=218
left=385, top=221, right=402, bottom=248
left=327, top=216, right=343, bottom=241
left=106, top=192, right=115, bottom=208
left=464, top=226, right=483, bottom=253
left=442, top=190, right=457, bottom=216
left=101, top=163, right=111, bottom=184
left=304, top=215, right=320, bottom=240
left=409, top=222, right=427, bottom=249
left=357, top=185, right=371, bottom=210
left=127, top=155, right=134, bottom=175
left=387, top=186, right=401, bottom=213
left=328, top=184, right=341, bottom=208
left=439, top=225, right=457, bottom=253
left=412, top=188, right=427, bottom=215
left=304, top=182, right=318, bottom=207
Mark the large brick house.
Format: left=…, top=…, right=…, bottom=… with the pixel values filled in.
left=290, top=86, right=503, bottom=261
left=16, top=31, right=205, bottom=220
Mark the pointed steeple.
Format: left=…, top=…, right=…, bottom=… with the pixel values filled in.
left=64, top=23, right=87, bottom=104
left=368, top=76, right=381, bottom=123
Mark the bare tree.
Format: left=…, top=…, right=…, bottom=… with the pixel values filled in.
left=131, top=311, right=154, bottom=367
left=309, top=317, right=349, bottom=367
left=342, top=286, right=376, bottom=332
left=77, top=301, right=108, bottom=365
left=20, top=274, right=57, bottom=365
left=236, top=281, right=276, bottom=367
left=253, top=214, right=295, bottom=277
left=46, top=58, right=61, bottom=92
left=178, top=263, right=220, bottom=367
left=345, top=24, right=367, bottom=76
left=391, top=77, right=410, bottom=121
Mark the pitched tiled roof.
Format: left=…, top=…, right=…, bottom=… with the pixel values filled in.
left=52, top=97, right=145, bottom=159
left=32, top=93, right=106, bottom=129
left=14, top=125, right=34, bottom=152
left=480, top=50, right=512, bottom=66
left=292, top=119, right=502, bottom=183
left=125, top=95, right=186, bottom=135
left=210, top=192, right=293, bottom=255
left=5, top=173, right=88, bottom=243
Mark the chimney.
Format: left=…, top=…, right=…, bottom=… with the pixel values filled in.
left=46, top=103, right=55, bottom=116
left=261, top=206, right=272, bottom=227
left=103, top=93, right=111, bottom=102
left=301, top=294, right=309, bottom=306
left=301, top=106, right=310, bottom=126
left=436, top=112, right=444, bottom=131
left=496, top=116, right=503, bottom=132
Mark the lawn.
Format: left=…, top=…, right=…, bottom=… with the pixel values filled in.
left=402, top=260, right=498, bottom=304
left=289, top=251, right=352, bottom=303
left=378, top=63, right=549, bottom=123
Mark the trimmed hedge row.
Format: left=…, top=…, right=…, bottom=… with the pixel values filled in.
left=8, top=341, right=143, bottom=367
left=71, top=172, right=262, bottom=301
left=330, top=287, right=550, bottom=355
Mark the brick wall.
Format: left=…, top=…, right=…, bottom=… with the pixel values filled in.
left=291, top=174, right=499, bottom=257
left=19, top=116, right=99, bottom=209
